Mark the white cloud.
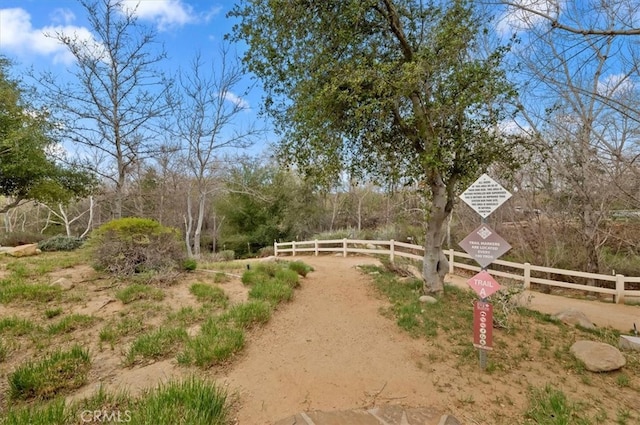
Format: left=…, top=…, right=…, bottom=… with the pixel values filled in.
left=0, top=7, right=98, bottom=65
left=597, top=74, right=635, bottom=97
left=50, top=8, right=76, bottom=25
left=120, top=0, right=196, bottom=31
left=223, top=91, right=250, bottom=110
left=497, top=0, right=564, bottom=36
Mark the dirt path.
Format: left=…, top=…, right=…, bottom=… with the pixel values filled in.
left=222, top=255, right=640, bottom=424
left=221, top=256, right=458, bottom=424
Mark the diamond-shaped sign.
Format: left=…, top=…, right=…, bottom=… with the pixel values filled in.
left=460, top=174, right=512, bottom=218
left=459, top=224, right=511, bottom=268
left=467, top=271, right=502, bottom=299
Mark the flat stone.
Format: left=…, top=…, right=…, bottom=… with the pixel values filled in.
left=6, top=243, right=39, bottom=257
left=570, top=340, right=626, bottom=372
left=419, top=295, right=438, bottom=304
left=619, top=335, right=640, bottom=352
left=52, top=277, right=75, bottom=291
left=554, top=309, right=595, bottom=330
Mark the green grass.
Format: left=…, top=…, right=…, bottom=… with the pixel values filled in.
left=178, top=320, right=244, bottom=368
left=125, top=327, right=188, bottom=366
left=47, top=314, right=96, bottom=335
left=0, top=316, right=38, bottom=336
left=288, top=260, right=314, bottom=277
left=0, top=339, right=7, bottom=362
left=189, top=283, right=228, bottom=307
left=219, top=300, right=272, bottom=330
left=524, top=385, right=593, bottom=424
left=133, top=377, right=229, bottom=424
left=166, top=306, right=210, bottom=327
left=0, top=279, right=61, bottom=304
left=44, top=307, right=63, bottom=319
left=99, top=316, right=147, bottom=346
left=2, top=377, right=230, bottom=425
left=249, top=279, right=293, bottom=305
left=8, top=345, right=91, bottom=401
left=115, top=284, right=165, bottom=304
left=275, top=268, right=300, bottom=288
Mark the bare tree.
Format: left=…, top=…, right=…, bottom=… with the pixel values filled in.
left=169, top=45, right=259, bottom=257
left=503, top=0, right=640, bottom=275
left=35, top=0, right=170, bottom=218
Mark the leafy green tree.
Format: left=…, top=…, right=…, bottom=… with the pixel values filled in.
left=231, top=0, right=518, bottom=292
left=0, top=57, right=94, bottom=214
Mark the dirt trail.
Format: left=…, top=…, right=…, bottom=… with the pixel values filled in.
left=222, top=256, right=458, bottom=424
left=223, top=255, right=640, bottom=424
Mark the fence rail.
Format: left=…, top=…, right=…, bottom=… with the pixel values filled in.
left=274, top=239, right=638, bottom=304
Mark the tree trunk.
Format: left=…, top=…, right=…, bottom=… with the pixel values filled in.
left=193, top=193, right=206, bottom=258
left=422, top=175, right=452, bottom=294
left=184, top=194, right=194, bottom=258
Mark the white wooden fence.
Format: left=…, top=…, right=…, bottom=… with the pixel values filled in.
left=274, top=239, right=640, bottom=304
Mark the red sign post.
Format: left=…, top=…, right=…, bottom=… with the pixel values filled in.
left=467, top=271, right=502, bottom=299
left=473, top=301, right=493, bottom=350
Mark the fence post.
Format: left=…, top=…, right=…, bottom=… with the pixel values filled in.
left=343, top=238, right=348, bottom=257
left=292, top=241, right=296, bottom=257
left=390, top=239, right=395, bottom=263
left=615, top=274, right=625, bottom=304
left=274, top=240, right=278, bottom=257
left=448, top=249, right=454, bottom=274
left=524, top=263, right=531, bottom=290
left=314, top=239, right=319, bottom=256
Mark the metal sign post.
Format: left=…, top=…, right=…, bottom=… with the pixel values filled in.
left=459, top=174, right=512, bottom=370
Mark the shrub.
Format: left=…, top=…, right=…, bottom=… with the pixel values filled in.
left=218, top=250, right=235, bottom=261
left=38, top=235, right=84, bottom=252
left=0, top=231, right=45, bottom=247
left=182, top=258, right=197, bottom=272
left=90, top=218, right=186, bottom=277
left=257, top=246, right=274, bottom=257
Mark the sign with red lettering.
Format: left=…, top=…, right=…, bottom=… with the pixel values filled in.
left=459, top=224, right=511, bottom=268
left=473, top=301, right=493, bottom=350
left=467, top=270, right=502, bottom=299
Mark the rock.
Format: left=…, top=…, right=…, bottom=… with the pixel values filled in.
left=553, top=309, right=595, bottom=330
left=419, top=295, right=438, bottom=304
left=366, top=243, right=378, bottom=250
left=6, top=244, right=39, bottom=257
left=619, top=335, right=640, bottom=352
left=259, top=256, right=277, bottom=262
left=52, top=277, right=75, bottom=291
left=570, top=340, right=626, bottom=372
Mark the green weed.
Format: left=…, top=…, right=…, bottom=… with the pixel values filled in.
left=47, top=314, right=95, bottom=335
left=125, top=327, right=187, bottom=366
left=115, top=284, right=165, bottom=304
left=8, top=345, right=91, bottom=401
left=189, top=283, right=228, bottom=308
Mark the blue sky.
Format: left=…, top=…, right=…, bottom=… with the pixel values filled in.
left=0, top=0, right=273, bottom=154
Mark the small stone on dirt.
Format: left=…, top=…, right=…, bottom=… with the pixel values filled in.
left=553, top=309, right=595, bottom=329
left=52, top=277, right=75, bottom=291
left=619, top=335, right=640, bottom=352
left=419, top=295, right=438, bottom=304
left=570, top=340, right=626, bottom=372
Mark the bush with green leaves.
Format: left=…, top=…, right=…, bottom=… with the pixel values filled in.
left=38, top=235, right=84, bottom=252
left=90, top=217, right=186, bottom=277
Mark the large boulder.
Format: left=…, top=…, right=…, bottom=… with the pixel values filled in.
left=570, top=340, right=626, bottom=372
left=6, top=244, right=40, bottom=257
left=553, top=309, right=595, bottom=330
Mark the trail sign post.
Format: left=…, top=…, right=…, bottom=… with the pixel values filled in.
left=458, top=174, right=512, bottom=370
left=459, top=224, right=511, bottom=268
left=459, top=174, right=512, bottom=218
left=473, top=301, right=493, bottom=350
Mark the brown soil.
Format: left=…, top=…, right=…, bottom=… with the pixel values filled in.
left=1, top=254, right=639, bottom=424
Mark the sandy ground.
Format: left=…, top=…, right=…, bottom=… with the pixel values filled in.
left=221, top=255, right=640, bottom=424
